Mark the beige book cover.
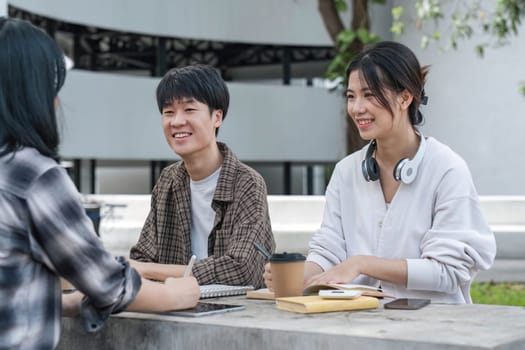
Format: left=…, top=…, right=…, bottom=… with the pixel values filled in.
left=275, top=295, right=379, bottom=314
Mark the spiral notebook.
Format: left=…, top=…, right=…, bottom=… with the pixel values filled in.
left=200, top=284, right=254, bottom=299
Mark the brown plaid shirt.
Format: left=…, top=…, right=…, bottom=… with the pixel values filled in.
left=130, top=143, right=274, bottom=288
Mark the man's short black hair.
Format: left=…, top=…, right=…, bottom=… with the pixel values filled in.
left=156, top=64, right=230, bottom=121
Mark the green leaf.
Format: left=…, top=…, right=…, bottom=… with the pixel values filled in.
left=421, top=35, right=430, bottom=49
left=475, top=44, right=485, bottom=57
left=334, top=0, right=347, bottom=12
left=356, top=28, right=370, bottom=43
left=449, top=36, right=458, bottom=50
left=337, top=30, right=356, bottom=44
left=415, top=0, right=443, bottom=20
left=391, top=22, right=405, bottom=36
left=391, top=6, right=404, bottom=20
left=368, top=33, right=380, bottom=44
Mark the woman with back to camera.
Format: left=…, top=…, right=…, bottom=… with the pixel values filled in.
left=0, top=17, right=200, bottom=350
left=264, top=41, right=496, bottom=303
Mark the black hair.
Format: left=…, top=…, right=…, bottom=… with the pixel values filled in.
left=0, top=17, right=66, bottom=161
left=345, top=41, right=428, bottom=126
left=156, top=64, right=230, bottom=135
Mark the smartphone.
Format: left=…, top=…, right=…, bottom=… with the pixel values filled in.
left=165, top=302, right=245, bottom=317
left=318, top=290, right=362, bottom=299
left=384, top=298, right=430, bottom=310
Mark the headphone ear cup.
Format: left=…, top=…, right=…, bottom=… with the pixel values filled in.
left=362, top=157, right=380, bottom=182
left=393, top=132, right=426, bottom=184
left=393, top=158, right=417, bottom=184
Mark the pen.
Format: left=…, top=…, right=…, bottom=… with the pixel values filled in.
left=183, top=255, right=196, bottom=277
left=253, top=242, right=272, bottom=260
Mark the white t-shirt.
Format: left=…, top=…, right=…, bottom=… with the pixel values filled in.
left=190, top=167, right=221, bottom=259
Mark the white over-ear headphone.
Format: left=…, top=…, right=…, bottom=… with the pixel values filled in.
left=362, top=130, right=426, bottom=184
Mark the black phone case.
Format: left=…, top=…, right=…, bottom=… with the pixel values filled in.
left=384, top=298, right=430, bottom=310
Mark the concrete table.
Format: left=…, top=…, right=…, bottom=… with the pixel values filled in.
left=58, top=297, right=525, bottom=350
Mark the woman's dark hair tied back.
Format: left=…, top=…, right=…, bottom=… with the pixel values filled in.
left=345, top=41, right=429, bottom=126
left=421, top=93, right=429, bottom=106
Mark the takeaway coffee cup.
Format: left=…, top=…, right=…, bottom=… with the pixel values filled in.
left=270, top=252, right=306, bottom=298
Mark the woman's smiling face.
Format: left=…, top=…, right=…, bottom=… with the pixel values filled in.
left=346, top=70, right=409, bottom=142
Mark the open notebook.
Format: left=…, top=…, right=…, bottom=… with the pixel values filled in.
left=200, top=284, right=254, bottom=299
left=246, top=284, right=391, bottom=300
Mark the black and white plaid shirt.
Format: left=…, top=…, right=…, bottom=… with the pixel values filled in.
left=0, top=147, right=141, bottom=350
left=130, top=142, right=275, bottom=288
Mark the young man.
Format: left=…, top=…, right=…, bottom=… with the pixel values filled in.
left=130, top=64, right=274, bottom=288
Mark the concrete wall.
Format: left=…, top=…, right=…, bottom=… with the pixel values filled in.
left=58, top=71, right=347, bottom=162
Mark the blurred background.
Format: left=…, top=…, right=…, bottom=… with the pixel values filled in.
left=3, top=0, right=524, bottom=196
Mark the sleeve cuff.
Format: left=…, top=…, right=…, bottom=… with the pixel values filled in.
left=79, top=256, right=142, bottom=333
left=406, top=258, right=437, bottom=291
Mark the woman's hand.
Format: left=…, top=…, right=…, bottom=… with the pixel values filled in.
left=61, top=291, right=83, bottom=317
left=127, top=276, right=200, bottom=312
left=304, top=256, right=408, bottom=288
left=305, top=256, right=364, bottom=287
left=129, top=259, right=146, bottom=276
left=263, top=262, right=273, bottom=291
left=164, top=276, right=200, bottom=310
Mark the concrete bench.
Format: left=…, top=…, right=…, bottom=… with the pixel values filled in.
left=85, top=195, right=525, bottom=261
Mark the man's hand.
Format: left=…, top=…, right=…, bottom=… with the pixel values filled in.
left=263, top=262, right=273, bottom=291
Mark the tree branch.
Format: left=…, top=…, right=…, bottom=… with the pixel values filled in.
left=349, top=0, right=369, bottom=54
left=318, top=0, right=346, bottom=44
left=351, top=0, right=369, bottom=30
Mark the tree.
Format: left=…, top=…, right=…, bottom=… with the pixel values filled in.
left=318, top=0, right=381, bottom=153
left=392, top=0, right=525, bottom=95
left=318, top=0, right=525, bottom=154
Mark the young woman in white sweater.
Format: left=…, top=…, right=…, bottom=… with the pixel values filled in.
left=264, top=41, right=496, bottom=303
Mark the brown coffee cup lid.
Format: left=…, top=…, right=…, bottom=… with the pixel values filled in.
left=270, top=252, right=306, bottom=262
